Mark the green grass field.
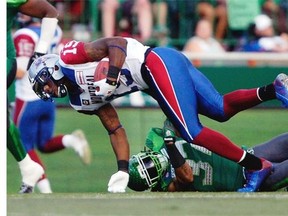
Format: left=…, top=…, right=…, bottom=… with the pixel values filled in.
left=7, top=108, right=288, bottom=215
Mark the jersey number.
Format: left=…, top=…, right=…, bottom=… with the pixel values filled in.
left=61, top=40, right=80, bottom=55
left=177, top=143, right=213, bottom=185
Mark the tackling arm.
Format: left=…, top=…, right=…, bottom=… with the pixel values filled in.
left=19, top=0, right=59, bottom=18
left=19, top=0, right=59, bottom=69
left=168, top=163, right=194, bottom=192
left=163, top=119, right=194, bottom=191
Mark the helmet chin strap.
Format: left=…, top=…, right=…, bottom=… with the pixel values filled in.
left=57, top=84, right=67, bottom=97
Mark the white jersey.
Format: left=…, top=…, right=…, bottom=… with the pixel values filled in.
left=13, top=25, right=62, bottom=101
left=59, top=38, right=150, bottom=111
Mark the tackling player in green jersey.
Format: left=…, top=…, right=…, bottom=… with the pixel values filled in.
left=7, top=0, right=58, bottom=193
left=128, top=120, right=288, bottom=192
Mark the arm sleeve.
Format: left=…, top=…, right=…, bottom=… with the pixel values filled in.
left=35, top=17, right=58, bottom=53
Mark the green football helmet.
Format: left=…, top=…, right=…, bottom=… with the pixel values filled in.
left=128, top=151, right=169, bottom=191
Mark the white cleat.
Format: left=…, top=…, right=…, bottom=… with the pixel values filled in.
left=37, top=178, right=53, bottom=194
left=71, top=129, right=92, bottom=165
left=274, top=73, right=288, bottom=108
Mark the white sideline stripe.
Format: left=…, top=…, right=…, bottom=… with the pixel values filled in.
left=182, top=52, right=288, bottom=62
left=8, top=193, right=288, bottom=200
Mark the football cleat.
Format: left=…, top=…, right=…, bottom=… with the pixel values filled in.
left=274, top=73, right=288, bottom=108
left=19, top=182, right=34, bottom=194
left=71, top=129, right=92, bottom=165
left=238, top=158, right=273, bottom=192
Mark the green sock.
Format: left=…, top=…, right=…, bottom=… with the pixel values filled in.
left=7, top=120, right=27, bottom=162
left=271, top=178, right=288, bottom=191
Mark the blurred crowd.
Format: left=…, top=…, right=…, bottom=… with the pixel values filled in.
left=43, top=0, right=288, bottom=52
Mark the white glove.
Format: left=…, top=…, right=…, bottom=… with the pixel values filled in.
left=108, top=171, right=129, bottom=193
left=94, top=79, right=117, bottom=101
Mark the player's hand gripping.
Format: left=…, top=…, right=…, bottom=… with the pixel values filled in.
left=94, top=79, right=117, bottom=101
left=107, top=171, right=129, bottom=193
left=27, top=52, right=45, bottom=70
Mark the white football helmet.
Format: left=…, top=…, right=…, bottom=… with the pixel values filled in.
left=28, top=54, right=65, bottom=101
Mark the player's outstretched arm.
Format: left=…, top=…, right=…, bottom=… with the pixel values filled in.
left=96, top=103, right=130, bottom=192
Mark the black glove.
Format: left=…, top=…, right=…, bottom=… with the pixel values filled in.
left=27, top=52, right=45, bottom=70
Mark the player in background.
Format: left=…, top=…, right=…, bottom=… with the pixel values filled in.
left=12, top=14, right=91, bottom=193
left=28, top=37, right=288, bottom=193
left=7, top=0, right=59, bottom=193
left=128, top=120, right=288, bottom=192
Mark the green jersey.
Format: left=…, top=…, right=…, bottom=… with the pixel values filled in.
left=145, top=128, right=244, bottom=192
left=7, top=0, right=28, bottom=73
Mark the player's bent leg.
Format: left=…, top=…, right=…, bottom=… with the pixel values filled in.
left=7, top=121, right=27, bottom=161
left=42, top=130, right=92, bottom=164
left=274, top=73, right=288, bottom=107
left=238, top=158, right=273, bottom=192
left=64, top=129, right=92, bottom=165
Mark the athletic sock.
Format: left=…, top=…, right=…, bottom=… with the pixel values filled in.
left=42, top=135, right=65, bottom=152
left=18, top=154, right=44, bottom=186
left=193, top=127, right=244, bottom=162
left=238, top=152, right=262, bottom=170
left=258, top=84, right=276, bottom=101
left=223, top=88, right=262, bottom=118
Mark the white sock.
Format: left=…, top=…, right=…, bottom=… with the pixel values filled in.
left=62, top=134, right=75, bottom=148
left=18, top=155, right=43, bottom=187
left=37, top=179, right=53, bottom=194
left=18, top=154, right=32, bottom=170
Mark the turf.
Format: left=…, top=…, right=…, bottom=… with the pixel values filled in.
left=7, top=192, right=288, bottom=216
left=6, top=108, right=287, bottom=215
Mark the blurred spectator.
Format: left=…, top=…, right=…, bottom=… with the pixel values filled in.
left=166, top=0, right=196, bottom=42
left=260, top=0, right=288, bottom=34
left=50, top=0, right=87, bottom=27
left=196, top=0, right=228, bottom=40
left=166, top=0, right=227, bottom=50
left=151, top=0, right=169, bottom=45
left=99, top=0, right=152, bottom=43
left=278, top=0, right=288, bottom=33
left=240, top=14, right=288, bottom=52
left=183, top=19, right=226, bottom=53
left=214, top=0, right=228, bottom=40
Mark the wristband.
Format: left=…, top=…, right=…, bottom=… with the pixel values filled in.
left=107, top=65, right=120, bottom=80
left=165, top=144, right=186, bottom=169
left=117, top=160, right=129, bottom=171
left=164, top=136, right=176, bottom=144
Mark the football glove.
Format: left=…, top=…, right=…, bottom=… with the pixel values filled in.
left=27, top=52, right=45, bottom=70
left=163, top=119, right=176, bottom=144
left=94, top=79, right=117, bottom=101
left=107, top=171, right=129, bottom=193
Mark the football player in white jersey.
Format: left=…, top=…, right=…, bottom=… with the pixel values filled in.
left=13, top=14, right=91, bottom=193
left=28, top=36, right=288, bottom=193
